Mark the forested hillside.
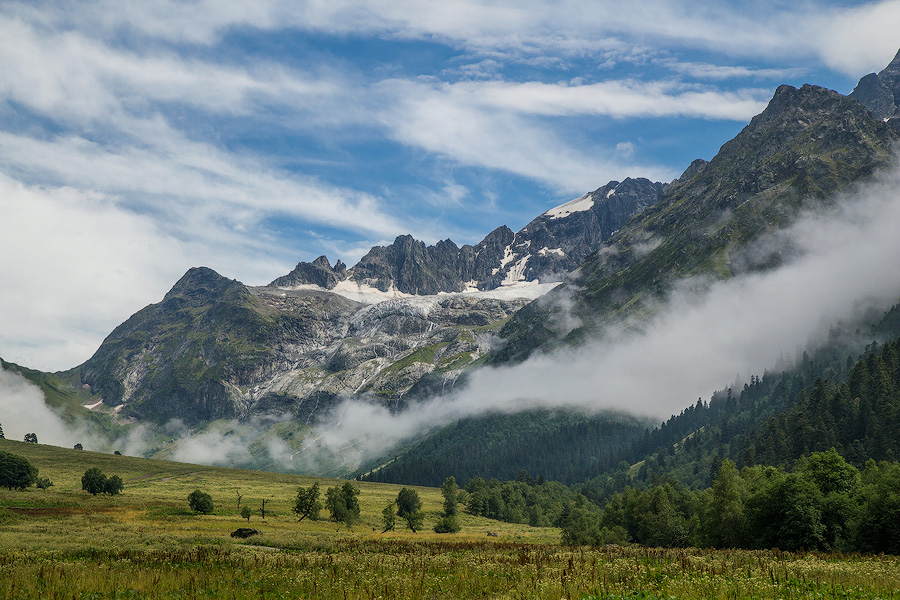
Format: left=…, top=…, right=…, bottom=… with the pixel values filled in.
left=359, top=410, right=649, bottom=487
left=582, top=301, right=900, bottom=502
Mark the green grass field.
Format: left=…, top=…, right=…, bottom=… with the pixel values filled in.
left=1, top=439, right=899, bottom=599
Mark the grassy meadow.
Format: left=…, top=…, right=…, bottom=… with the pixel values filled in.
left=1, top=439, right=899, bottom=599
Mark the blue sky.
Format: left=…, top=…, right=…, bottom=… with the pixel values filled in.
left=1, top=0, right=899, bottom=371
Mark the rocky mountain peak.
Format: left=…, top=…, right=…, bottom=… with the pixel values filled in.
left=270, top=256, right=346, bottom=290
left=850, top=48, right=900, bottom=119
left=688, top=82, right=897, bottom=209
left=268, top=181, right=663, bottom=297
left=666, top=158, right=709, bottom=191
left=163, top=266, right=247, bottom=307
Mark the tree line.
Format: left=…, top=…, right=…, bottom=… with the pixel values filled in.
left=359, top=410, right=645, bottom=488
left=560, top=449, right=900, bottom=554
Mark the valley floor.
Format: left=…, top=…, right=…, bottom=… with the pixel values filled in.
left=1, top=440, right=899, bottom=599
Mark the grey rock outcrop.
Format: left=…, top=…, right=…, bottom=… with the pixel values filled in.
left=850, top=48, right=900, bottom=119
left=270, top=256, right=347, bottom=289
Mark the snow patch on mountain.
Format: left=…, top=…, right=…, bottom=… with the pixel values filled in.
left=273, top=278, right=558, bottom=307
left=538, top=247, right=566, bottom=257
left=544, top=193, right=595, bottom=219
left=502, top=255, right=530, bottom=285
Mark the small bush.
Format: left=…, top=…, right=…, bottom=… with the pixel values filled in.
left=0, top=451, right=38, bottom=490
left=188, top=489, right=214, bottom=514
left=81, top=468, right=124, bottom=495
left=433, top=515, right=461, bottom=533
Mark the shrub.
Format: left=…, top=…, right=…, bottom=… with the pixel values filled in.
left=82, top=468, right=124, bottom=495
left=104, top=475, right=123, bottom=495
left=188, top=489, right=214, bottom=514
left=433, top=515, right=460, bottom=533
left=0, top=451, right=38, bottom=490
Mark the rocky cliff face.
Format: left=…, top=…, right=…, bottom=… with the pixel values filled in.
left=270, top=178, right=663, bottom=295
left=495, top=83, right=900, bottom=362
left=850, top=48, right=900, bottom=120
left=78, top=267, right=528, bottom=425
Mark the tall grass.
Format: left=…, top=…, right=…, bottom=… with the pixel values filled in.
left=0, top=439, right=898, bottom=598
left=1, top=542, right=899, bottom=599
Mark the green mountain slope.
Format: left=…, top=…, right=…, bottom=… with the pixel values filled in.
left=495, top=84, right=899, bottom=362
left=0, top=358, right=122, bottom=440
left=78, top=267, right=286, bottom=423
left=358, top=409, right=651, bottom=487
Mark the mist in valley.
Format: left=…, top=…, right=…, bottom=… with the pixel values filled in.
left=3, top=161, right=900, bottom=476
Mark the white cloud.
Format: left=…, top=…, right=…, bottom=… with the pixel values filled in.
left=14, top=0, right=898, bottom=79
left=0, top=15, right=337, bottom=122
left=814, top=0, right=900, bottom=75
left=0, top=174, right=190, bottom=370
left=662, top=60, right=806, bottom=81
left=0, top=366, right=79, bottom=446
left=446, top=79, right=769, bottom=120
left=376, top=77, right=764, bottom=192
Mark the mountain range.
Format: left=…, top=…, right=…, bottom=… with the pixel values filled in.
left=6, top=49, right=900, bottom=484
left=271, top=176, right=664, bottom=295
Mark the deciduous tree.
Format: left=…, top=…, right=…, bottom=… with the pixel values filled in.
left=396, top=487, right=424, bottom=532
left=381, top=502, right=396, bottom=532
left=434, top=476, right=461, bottom=533
left=292, top=482, right=322, bottom=522
left=81, top=467, right=107, bottom=495
left=325, top=482, right=360, bottom=528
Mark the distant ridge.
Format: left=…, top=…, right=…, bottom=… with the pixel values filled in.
left=269, top=178, right=664, bottom=296
left=496, top=82, right=900, bottom=362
